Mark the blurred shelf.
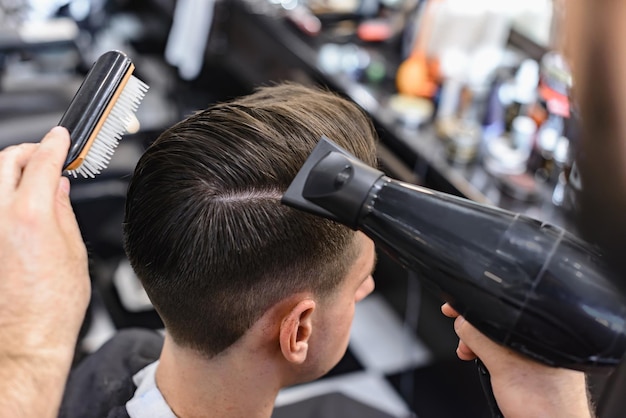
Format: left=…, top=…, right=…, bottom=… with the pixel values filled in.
left=210, top=0, right=573, bottom=230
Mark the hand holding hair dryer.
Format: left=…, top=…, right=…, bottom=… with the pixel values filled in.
left=282, top=136, right=626, bottom=371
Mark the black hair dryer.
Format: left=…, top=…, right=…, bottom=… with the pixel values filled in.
left=282, top=136, right=626, bottom=414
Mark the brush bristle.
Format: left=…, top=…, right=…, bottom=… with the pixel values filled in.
left=67, top=75, right=149, bottom=178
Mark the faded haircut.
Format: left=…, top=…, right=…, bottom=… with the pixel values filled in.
left=123, top=83, right=378, bottom=357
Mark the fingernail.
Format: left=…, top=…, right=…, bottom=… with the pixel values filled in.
left=454, top=315, right=465, bottom=332
left=50, top=126, right=68, bottom=135
left=42, top=127, right=70, bottom=146
left=59, top=176, right=71, bottom=195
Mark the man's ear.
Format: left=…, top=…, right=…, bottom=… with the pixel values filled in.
left=279, top=299, right=316, bottom=365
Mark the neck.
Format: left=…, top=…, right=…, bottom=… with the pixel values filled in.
left=156, top=334, right=282, bottom=418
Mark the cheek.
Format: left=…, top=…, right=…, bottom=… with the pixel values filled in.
left=332, top=302, right=356, bottom=347
left=316, top=294, right=359, bottom=360
left=319, top=304, right=355, bottom=373
left=304, top=304, right=357, bottom=379
left=318, top=300, right=356, bottom=351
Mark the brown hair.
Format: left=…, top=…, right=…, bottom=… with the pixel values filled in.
left=123, top=83, right=378, bottom=357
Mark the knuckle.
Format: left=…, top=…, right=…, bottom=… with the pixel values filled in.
left=16, top=208, right=41, bottom=227
left=0, top=144, right=37, bottom=165
left=15, top=199, right=47, bottom=226
left=34, top=145, right=57, bottom=162
left=2, top=143, right=35, bottom=155
left=0, top=145, right=20, bottom=162
left=36, top=138, right=66, bottom=162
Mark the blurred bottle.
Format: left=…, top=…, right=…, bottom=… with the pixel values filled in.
left=527, top=51, right=573, bottom=181
left=538, top=51, right=572, bottom=119
left=511, top=115, right=537, bottom=160
left=503, top=59, right=540, bottom=132
left=435, top=47, right=504, bottom=166
left=481, top=69, right=508, bottom=152
left=481, top=62, right=540, bottom=176
left=552, top=136, right=572, bottom=206
left=560, top=109, right=582, bottom=211
left=527, top=112, right=563, bottom=179
left=437, top=84, right=483, bottom=165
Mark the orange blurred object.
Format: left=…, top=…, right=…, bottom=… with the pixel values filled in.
left=396, top=54, right=438, bottom=97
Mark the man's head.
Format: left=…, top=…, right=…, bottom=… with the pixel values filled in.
left=123, top=83, right=378, bottom=368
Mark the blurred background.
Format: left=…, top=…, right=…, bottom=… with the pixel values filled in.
left=0, top=0, right=587, bottom=416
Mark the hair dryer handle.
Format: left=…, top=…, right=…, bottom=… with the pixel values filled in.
left=476, top=359, right=504, bottom=418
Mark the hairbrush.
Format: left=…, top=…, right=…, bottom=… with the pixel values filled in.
left=60, top=50, right=149, bottom=178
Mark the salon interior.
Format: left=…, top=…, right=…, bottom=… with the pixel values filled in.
left=1, top=0, right=616, bottom=417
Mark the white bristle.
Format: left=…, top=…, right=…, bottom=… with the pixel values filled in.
left=67, top=75, right=149, bottom=178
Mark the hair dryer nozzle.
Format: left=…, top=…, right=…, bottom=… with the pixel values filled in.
left=283, top=136, right=626, bottom=372
left=282, top=136, right=384, bottom=229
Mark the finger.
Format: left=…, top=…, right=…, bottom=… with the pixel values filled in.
left=17, top=127, right=70, bottom=208
left=454, top=315, right=506, bottom=362
left=441, top=303, right=459, bottom=318
left=456, top=340, right=477, bottom=361
left=55, top=176, right=83, bottom=243
left=0, top=144, right=39, bottom=196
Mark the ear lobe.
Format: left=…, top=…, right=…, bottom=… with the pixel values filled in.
left=279, top=299, right=316, bottom=365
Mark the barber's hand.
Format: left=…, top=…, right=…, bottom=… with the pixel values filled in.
left=441, top=303, right=593, bottom=418
left=0, top=127, right=90, bottom=417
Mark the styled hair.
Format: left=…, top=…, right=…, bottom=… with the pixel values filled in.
left=123, top=83, right=378, bottom=357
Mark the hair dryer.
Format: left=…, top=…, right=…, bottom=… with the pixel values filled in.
left=282, top=136, right=626, bottom=371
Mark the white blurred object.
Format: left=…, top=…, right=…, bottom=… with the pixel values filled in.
left=466, top=47, right=504, bottom=89
left=426, top=0, right=553, bottom=52
left=307, top=0, right=359, bottom=13
left=413, top=0, right=552, bottom=89
left=513, top=59, right=540, bottom=104
left=349, top=293, right=431, bottom=374
left=439, top=48, right=469, bottom=80
left=26, top=0, right=106, bottom=22
left=437, top=49, right=468, bottom=120
left=0, top=0, right=28, bottom=27
left=126, top=114, right=141, bottom=134
left=113, top=259, right=153, bottom=313
left=511, top=115, right=537, bottom=156
left=17, top=16, right=78, bottom=43
left=165, top=0, right=216, bottom=80
left=25, top=0, right=69, bottom=21
left=510, top=0, right=554, bottom=46
left=426, top=1, right=511, bottom=57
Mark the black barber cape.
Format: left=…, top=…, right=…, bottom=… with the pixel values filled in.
left=59, top=329, right=397, bottom=418
left=59, top=328, right=163, bottom=418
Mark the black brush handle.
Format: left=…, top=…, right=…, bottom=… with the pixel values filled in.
left=59, top=50, right=132, bottom=168
left=476, top=359, right=504, bottom=418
